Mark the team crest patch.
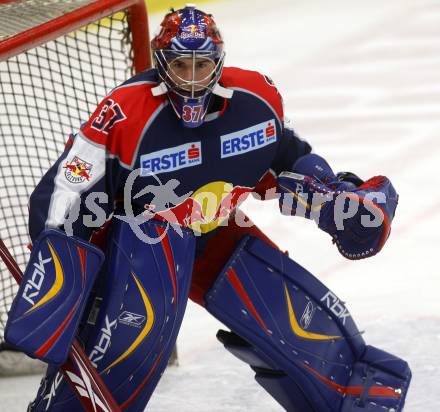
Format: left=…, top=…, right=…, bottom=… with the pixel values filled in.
left=64, top=156, right=93, bottom=183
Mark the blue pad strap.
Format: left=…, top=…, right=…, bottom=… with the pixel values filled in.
left=5, top=229, right=104, bottom=365
left=206, top=236, right=411, bottom=411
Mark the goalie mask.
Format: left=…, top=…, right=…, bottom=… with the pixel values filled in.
left=151, top=5, right=226, bottom=128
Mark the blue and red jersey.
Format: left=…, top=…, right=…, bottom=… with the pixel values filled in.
left=28, top=67, right=311, bottom=242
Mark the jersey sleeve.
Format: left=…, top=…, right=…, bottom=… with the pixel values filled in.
left=28, top=95, right=127, bottom=242
left=28, top=69, right=164, bottom=242
left=270, top=118, right=312, bottom=175
left=221, top=68, right=311, bottom=175
left=28, top=133, right=114, bottom=242
left=220, top=67, right=284, bottom=128
left=253, top=118, right=312, bottom=199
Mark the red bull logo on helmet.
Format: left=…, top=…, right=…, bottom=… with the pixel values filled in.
left=180, top=24, right=205, bottom=40
left=220, top=119, right=277, bottom=159
left=140, top=141, right=202, bottom=176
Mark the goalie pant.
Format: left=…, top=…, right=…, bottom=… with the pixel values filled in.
left=28, top=213, right=411, bottom=412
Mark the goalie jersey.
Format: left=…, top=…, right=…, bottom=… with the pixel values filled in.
left=28, top=67, right=311, bottom=242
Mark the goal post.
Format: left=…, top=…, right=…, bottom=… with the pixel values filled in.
left=0, top=0, right=151, bottom=351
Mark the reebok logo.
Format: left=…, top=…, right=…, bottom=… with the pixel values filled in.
left=118, top=311, right=146, bottom=328
left=300, top=301, right=316, bottom=330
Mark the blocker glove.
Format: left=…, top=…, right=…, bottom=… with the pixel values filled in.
left=278, top=154, right=398, bottom=259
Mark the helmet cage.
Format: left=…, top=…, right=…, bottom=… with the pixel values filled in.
left=154, top=49, right=225, bottom=99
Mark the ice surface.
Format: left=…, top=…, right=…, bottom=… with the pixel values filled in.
left=1, top=0, right=439, bottom=410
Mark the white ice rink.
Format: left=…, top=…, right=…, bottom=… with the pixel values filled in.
left=1, top=0, right=440, bottom=410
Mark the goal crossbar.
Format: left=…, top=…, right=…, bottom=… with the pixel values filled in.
left=0, top=0, right=151, bottom=71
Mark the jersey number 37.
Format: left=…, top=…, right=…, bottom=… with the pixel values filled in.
left=91, top=99, right=127, bottom=134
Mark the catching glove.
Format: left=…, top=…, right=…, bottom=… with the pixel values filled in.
left=278, top=154, right=398, bottom=259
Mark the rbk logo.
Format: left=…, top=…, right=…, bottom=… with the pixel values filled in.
left=22, top=251, right=52, bottom=306
left=89, top=316, right=117, bottom=368
left=320, top=291, right=351, bottom=325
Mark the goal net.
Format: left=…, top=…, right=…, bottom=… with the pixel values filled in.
left=0, top=0, right=150, bottom=352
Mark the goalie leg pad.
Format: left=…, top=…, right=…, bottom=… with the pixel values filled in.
left=205, top=236, right=411, bottom=411
left=217, top=329, right=314, bottom=412
left=5, top=229, right=104, bottom=365
left=29, top=220, right=196, bottom=412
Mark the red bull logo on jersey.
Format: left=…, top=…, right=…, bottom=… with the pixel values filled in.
left=64, top=156, right=93, bottom=183
left=140, top=142, right=202, bottom=176
left=220, top=119, right=277, bottom=159
left=151, top=181, right=252, bottom=234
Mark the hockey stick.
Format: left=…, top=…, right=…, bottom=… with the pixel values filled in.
left=0, top=238, right=121, bottom=412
